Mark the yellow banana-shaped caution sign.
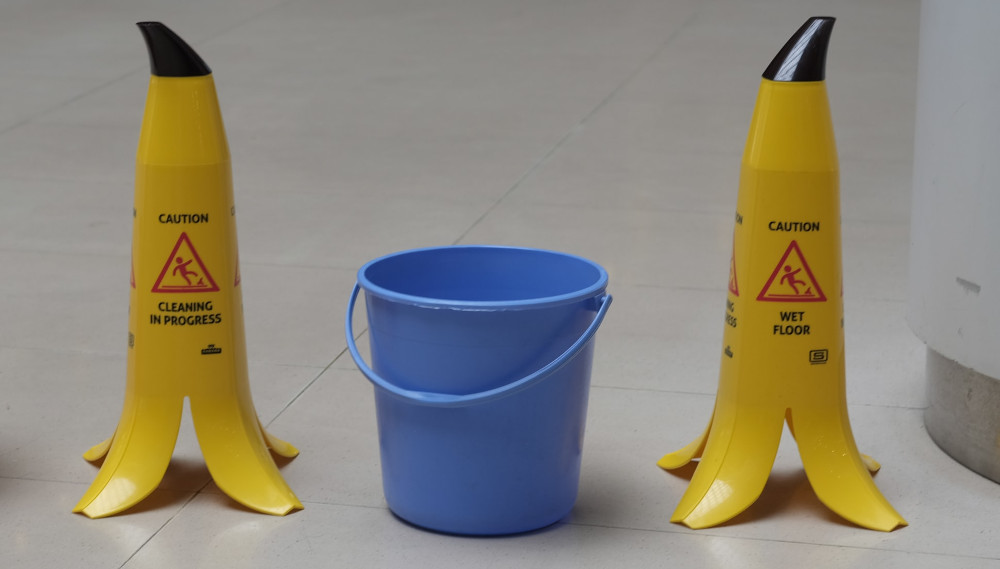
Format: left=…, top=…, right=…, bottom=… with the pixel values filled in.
left=659, top=17, right=906, bottom=532
left=75, top=22, right=302, bottom=518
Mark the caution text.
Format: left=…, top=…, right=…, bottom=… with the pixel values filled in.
left=768, top=221, right=820, bottom=232
left=159, top=213, right=209, bottom=224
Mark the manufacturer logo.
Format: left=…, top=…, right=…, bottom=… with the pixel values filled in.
left=809, top=349, right=829, bottom=365
left=201, top=344, right=222, bottom=355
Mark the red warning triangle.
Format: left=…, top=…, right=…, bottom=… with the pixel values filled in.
left=151, top=232, right=220, bottom=293
left=728, top=251, right=739, bottom=296
left=756, top=240, right=826, bottom=302
left=728, top=238, right=739, bottom=296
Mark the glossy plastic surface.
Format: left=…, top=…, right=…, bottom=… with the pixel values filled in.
left=348, top=246, right=610, bottom=534
left=762, top=16, right=834, bottom=82
left=74, top=22, right=301, bottom=518
left=347, top=283, right=611, bottom=407
left=659, top=18, right=906, bottom=532
left=136, top=22, right=211, bottom=77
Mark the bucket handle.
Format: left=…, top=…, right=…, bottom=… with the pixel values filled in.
left=345, top=283, right=612, bottom=408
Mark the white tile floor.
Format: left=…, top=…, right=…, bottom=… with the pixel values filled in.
left=2, top=0, right=999, bottom=567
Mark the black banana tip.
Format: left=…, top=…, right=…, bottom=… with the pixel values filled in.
left=137, top=22, right=211, bottom=77
left=762, top=17, right=835, bottom=82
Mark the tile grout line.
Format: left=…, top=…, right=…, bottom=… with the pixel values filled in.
left=115, top=492, right=202, bottom=569
left=259, top=348, right=348, bottom=430
left=0, top=0, right=304, bottom=139
left=563, top=518, right=998, bottom=563
left=0, top=68, right=142, bottom=137
left=449, top=8, right=705, bottom=246
left=585, top=383, right=928, bottom=411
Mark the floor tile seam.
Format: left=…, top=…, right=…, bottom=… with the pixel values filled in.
left=116, top=492, right=202, bottom=569
left=321, top=346, right=923, bottom=412
left=0, top=72, right=141, bottom=138
left=838, top=152, right=915, bottom=164
left=0, top=343, right=122, bottom=359
left=0, top=245, right=362, bottom=274
left=843, top=297, right=907, bottom=306
left=330, top=342, right=356, bottom=368
left=625, top=282, right=722, bottom=293
left=588, top=383, right=714, bottom=398
left=564, top=519, right=997, bottom=561
left=0, top=172, right=128, bottom=185
left=0, top=475, right=205, bottom=499
left=528, top=284, right=909, bottom=302
left=97, top=494, right=993, bottom=564
left=840, top=150, right=913, bottom=161
left=843, top=295, right=909, bottom=304
left=259, top=351, right=343, bottom=429
left=295, top=498, right=385, bottom=512
left=611, top=282, right=909, bottom=304
left=840, top=216, right=912, bottom=224
left=0, top=474, right=103, bottom=487
left=220, top=258, right=361, bottom=273
left=849, top=401, right=926, bottom=412
left=0, top=0, right=300, bottom=141
left=232, top=188, right=496, bottom=206
left=450, top=8, right=705, bottom=246
left=245, top=360, right=329, bottom=372
left=0, top=341, right=335, bottom=365
left=605, top=284, right=913, bottom=303
left=0, top=172, right=126, bottom=185
left=151, top=497, right=972, bottom=560
left=485, top=197, right=911, bottom=224
left=587, top=384, right=927, bottom=412
left=192, top=0, right=309, bottom=49
left=493, top=200, right=737, bottom=216
left=0, top=245, right=127, bottom=260
left=841, top=217, right=911, bottom=227
left=239, top=260, right=358, bottom=273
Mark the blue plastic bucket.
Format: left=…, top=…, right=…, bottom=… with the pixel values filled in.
left=346, top=245, right=611, bottom=535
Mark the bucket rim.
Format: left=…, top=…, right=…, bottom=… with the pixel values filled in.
left=357, top=245, right=608, bottom=310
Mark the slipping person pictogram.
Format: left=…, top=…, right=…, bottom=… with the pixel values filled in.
left=173, top=256, right=200, bottom=286
left=781, top=266, right=806, bottom=294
